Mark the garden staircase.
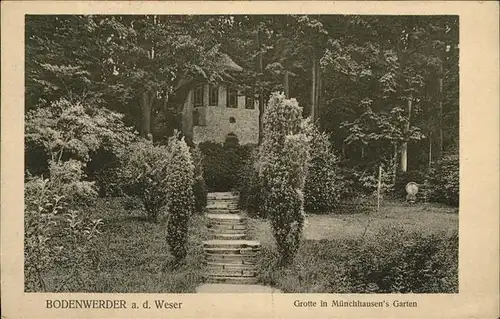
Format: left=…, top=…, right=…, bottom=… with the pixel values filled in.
left=203, top=192, right=261, bottom=284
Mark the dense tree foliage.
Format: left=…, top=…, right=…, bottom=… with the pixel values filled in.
left=26, top=14, right=459, bottom=204
left=207, top=15, right=458, bottom=179
left=26, top=15, right=230, bottom=139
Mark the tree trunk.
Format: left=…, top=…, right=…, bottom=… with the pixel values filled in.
left=140, top=91, right=154, bottom=140
left=428, top=131, right=433, bottom=169
left=392, top=143, right=398, bottom=185
left=283, top=70, right=289, bottom=98
left=400, top=143, right=408, bottom=172
left=316, top=60, right=322, bottom=128
left=256, top=26, right=264, bottom=144
left=400, top=96, right=412, bottom=172
left=259, top=88, right=264, bottom=143
left=434, top=23, right=445, bottom=160
left=139, top=15, right=157, bottom=142
left=437, top=61, right=444, bottom=159
left=311, top=49, right=316, bottom=121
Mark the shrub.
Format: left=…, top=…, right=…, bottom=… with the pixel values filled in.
left=257, top=227, right=458, bottom=293
left=426, top=154, right=459, bottom=206
left=88, top=149, right=127, bottom=198
left=258, top=92, right=312, bottom=266
left=304, top=129, right=340, bottom=213
left=238, top=148, right=263, bottom=217
left=165, top=134, right=195, bottom=264
left=24, top=177, right=103, bottom=292
left=25, top=98, right=138, bottom=194
left=342, top=227, right=458, bottom=293
left=191, top=147, right=207, bottom=213
left=47, top=159, right=98, bottom=206
left=335, top=160, right=396, bottom=204
left=198, top=141, right=253, bottom=192
left=119, top=140, right=171, bottom=222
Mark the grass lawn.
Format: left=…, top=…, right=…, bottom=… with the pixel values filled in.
left=43, top=198, right=458, bottom=293
left=45, top=197, right=208, bottom=293
left=247, top=200, right=459, bottom=293
left=248, top=200, right=458, bottom=243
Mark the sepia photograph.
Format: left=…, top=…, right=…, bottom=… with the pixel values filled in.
left=2, top=1, right=499, bottom=318
left=23, top=14, right=460, bottom=295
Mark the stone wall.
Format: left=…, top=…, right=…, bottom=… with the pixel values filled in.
left=182, top=83, right=259, bottom=145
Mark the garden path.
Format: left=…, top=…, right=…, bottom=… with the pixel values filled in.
left=197, top=192, right=280, bottom=293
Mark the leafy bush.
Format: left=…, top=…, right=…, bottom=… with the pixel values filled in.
left=198, top=141, right=253, bottom=192
left=24, top=177, right=103, bottom=292
left=119, top=140, right=171, bottom=222
left=165, top=134, right=195, bottom=264
left=191, top=147, right=207, bottom=213
left=258, top=92, right=312, bottom=266
left=88, top=150, right=126, bottom=198
left=237, top=148, right=263, bottom=217
left=47, top=159, right=98, bottom=206
left=304, top=129, right=340, bottom=213
left=342, top=227, right=458, bottom=293
left=258, top=227, right=458, bottom=293
left=426, top=154, right=459, bottom=206
left=335, top=160, right=395, bottom=204
left=25, top=98, right=138, bottom=194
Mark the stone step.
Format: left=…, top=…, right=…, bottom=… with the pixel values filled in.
left=207, top=222, right=247, bottom=230
left=196, top=283, right=281, bottom=293
left=208, top=195, right=238, bottom=199
left=207, top=219, right=247, bottom=226
left=207, top=192, right=239, bottom=200
left=207, top=198, right=239, bottom=203
left=207, top=202, right=238, bottom=207
left=205, top=254, right=257, bottom=264
left=206, top=209, right=240, bottom=214
left=207, top=223, right=247, bottom=231
left=206, top=262, right=258, bottom=271
left=207, top=199, right=238, bottom=204
left=206, top=207, right=239, bottom=212
left=207, top=218, right=247, bottom=227
left=209, top=233, right=247, bottom=240
left=207, top=199, right=238, bottom=203
left=206, top=213, right=245, bottom=220
left=207, top=219, right=246, bottom=225
left=207, top=228, right=247, bottom=235
left=203, top=193, right=260, bottom=286
left=205, top=276, right=259, bottom=285
left=203, top=239, right=260, bottom=248
left=203, top=247, right=260, bottom=255
left=206, top=269, right=257, bottom=277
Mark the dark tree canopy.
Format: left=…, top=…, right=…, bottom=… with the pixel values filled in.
left=26, top=15, right=459, bottom=173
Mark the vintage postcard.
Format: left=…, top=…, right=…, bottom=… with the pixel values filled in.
left=1, top=1, right=499, bottom=318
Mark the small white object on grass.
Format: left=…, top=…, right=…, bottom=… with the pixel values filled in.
left=405, top=182, right=419, bottom=203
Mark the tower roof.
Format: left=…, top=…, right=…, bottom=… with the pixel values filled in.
left=174, top=53, right=242, bottom=91
left=219, top=53, right=243, bottom=72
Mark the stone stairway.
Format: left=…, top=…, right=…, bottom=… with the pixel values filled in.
left=203, top=192, right=261, bottom=284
